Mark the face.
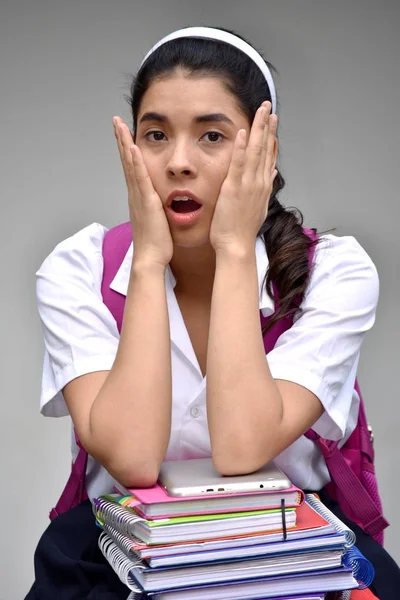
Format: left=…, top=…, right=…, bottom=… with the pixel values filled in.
left=135, top=72, right=251, bottom=248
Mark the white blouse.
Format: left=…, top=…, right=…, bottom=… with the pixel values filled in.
left=36, top=223, right=379, bottom=499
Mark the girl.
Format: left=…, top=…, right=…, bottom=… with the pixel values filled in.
left=26, top=26, right=399, bottom=600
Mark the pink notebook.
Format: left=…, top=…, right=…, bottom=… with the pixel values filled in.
left=113, top=482, right=304, bottom=519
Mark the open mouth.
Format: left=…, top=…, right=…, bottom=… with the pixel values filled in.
left=171, top=198, right=202, bottom=213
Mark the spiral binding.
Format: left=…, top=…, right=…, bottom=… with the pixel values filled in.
left=343, top=545, right=375, bottom=589
left=330, top=592, right=351, bottom=600
left=103, top=522, right=142, bottom=561
left=305, top=494, right=356, bottom=547
left=98, top=531, right=143, bottom=593
left=93, top=497, right=144, bottom=540
left=126, top=592, right=145, bottom=600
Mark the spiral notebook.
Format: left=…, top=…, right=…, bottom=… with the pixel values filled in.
left=142, top=571, right=357, bottom=600
left=343, top=545, right=375, bottom=589
left=98, top=531, right=357, bottom=599
left=118, top=546, right=373, bottom=593
left=95, top=497, right=336, bottom=560
left=102, top=518, right=346, bottom=570
left=93, top=497, right=297, bottom=545
left=98, top=534, right=344, bottom=593
left=305, top=494, right=356, bottom=548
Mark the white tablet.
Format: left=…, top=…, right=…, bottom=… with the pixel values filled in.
left=158, top=458, right=292, bottom=497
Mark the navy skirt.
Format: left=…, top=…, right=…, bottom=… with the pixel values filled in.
left=25, top=490, right=400, bottom=600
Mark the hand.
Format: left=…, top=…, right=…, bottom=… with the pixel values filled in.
left=209, top=102, right=278, bottom=254
left=113, top=116, right=173, bottom=269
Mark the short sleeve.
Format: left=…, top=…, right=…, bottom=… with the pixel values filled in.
left=36, top=223, right=120, bottom=417
left=267, top=235, right=379, bottom=441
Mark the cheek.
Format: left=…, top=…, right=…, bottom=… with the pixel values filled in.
left=206, top=155, right=231, bottom=186
left=139, top=148, right=159, bottom=177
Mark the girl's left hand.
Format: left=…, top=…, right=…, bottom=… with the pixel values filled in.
left=209, top=101, right=278, bottom=254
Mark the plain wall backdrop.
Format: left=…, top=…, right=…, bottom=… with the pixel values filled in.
left=1, top=0, right=399, bottom=597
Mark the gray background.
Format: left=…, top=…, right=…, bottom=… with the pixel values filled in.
left=1, top=0, right=399, bottom=597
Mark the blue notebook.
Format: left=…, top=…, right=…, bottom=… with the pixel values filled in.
left=145, top=532, right=347, bottom=568
left=132, top=549, right=344, bottom=591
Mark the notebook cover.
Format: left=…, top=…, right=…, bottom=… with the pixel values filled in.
left=143, top=507, right=295, bottom=528
left=140, top=547, right=343, bottom=574
left=147, top=535, right=347, bottom=567
left=112, top=491, right=303, bottom=520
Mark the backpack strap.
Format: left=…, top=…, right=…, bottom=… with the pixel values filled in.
left=49, top=432, right=88, bottom=519
left=260, top=227, right=319, bottom=350
left=101, top=222, right=133, bottom=333
left=305, top=429, right=388, bottom=537
left=306, top=378, right=389, bottom=537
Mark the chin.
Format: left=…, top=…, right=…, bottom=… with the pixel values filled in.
left=171, top=229, right=211, bottom=250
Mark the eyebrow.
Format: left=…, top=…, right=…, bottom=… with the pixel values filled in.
left=139, top=112, right=235, bottom=126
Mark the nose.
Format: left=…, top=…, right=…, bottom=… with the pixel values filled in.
left=165, top=138, right=197, bottom=178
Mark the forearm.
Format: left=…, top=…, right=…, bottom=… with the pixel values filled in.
left=206, top=246, right=283, bottom=474
left=89, top=262, right=172, bottom=486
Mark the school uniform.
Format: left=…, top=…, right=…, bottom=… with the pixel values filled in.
left=26, top=222, right=400, bottom=599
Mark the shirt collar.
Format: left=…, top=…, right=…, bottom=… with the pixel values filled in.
left=109, top=237, right=275, bottom=317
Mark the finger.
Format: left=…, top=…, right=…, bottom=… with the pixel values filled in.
left=112, top=117, right=131, bottom=181
left=225, top=129, right=247, bottom=187
left=118, top=121, right=135, bottom=167
left=264, top=114, right=278, bottom=182
left=112, top=117, right=124, bottom=162
left=256, top=102, right=272, bottom=180
left=130, top=144, right=156, bottom=204
left=264, top=169, right=278, bottom=220
left=245, top=103, right=269, bottom=175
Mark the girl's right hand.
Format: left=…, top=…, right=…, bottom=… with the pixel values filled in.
left=113, top=116, right=174, bottom=269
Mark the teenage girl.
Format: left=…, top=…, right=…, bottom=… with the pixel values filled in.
left=26, top=26, right=400, bottom=600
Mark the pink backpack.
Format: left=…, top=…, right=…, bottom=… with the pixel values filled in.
left=49, top=222, right=389, bottom=544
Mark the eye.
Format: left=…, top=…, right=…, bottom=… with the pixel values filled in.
left=145, top=131, right=166, bottom=142
left=202, top=131, right=225, bottom=143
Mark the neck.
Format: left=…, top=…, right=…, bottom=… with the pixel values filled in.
left=169, top=243, right=216, bottom=298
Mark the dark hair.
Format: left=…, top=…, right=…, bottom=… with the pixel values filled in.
left=128, top=27, right=318, bottom=331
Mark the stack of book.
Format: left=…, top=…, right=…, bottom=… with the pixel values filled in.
left=92, top=477, right=373, bottom=599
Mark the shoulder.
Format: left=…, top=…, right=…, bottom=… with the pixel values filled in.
left=36, top=223, right=121, bottom=418
left=309, top=233, right=379, bottom=302
left=314, top=232, right=377, bottom=266
left=35, top=222, right=113, bottom=311
left=36, top=222, right=110, bottom=282
left=37, top=222, right=108, bottom=268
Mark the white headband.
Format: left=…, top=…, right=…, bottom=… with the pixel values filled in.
left=139, top=26, right=277, bottom=114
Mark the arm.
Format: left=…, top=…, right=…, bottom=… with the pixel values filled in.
left=206, top=245, right=323, bottom=475
left=206, top=237, right=379, bottom=476
left=64, top=261, right=172, bottom=488
left=207, top=103, right=378, bottom=475
left=40, top=118, right=174, bottom=488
